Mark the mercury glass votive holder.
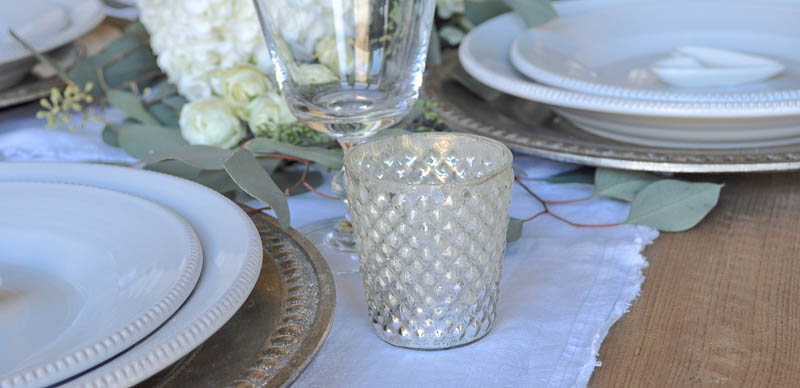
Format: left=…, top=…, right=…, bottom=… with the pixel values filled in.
left=344, top=132, right=514, bottom=349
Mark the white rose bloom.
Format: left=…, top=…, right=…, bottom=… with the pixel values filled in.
left=315, top=35, right=354, bottom=75
left=293, top=64, right=338, bottom=85
left=180, top=98, right=245, bottom=149
left=220, top=64, right=273, bottom=110
left=436, top=0, right=465, bottom=19
left=244, top=92, right=297, bottom=137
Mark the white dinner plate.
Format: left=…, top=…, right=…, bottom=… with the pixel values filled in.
left=0, top=182, right=203, bottom=388
left=1, top=0, right=105, bottom=65
left=0, top=163, right=263, bottom=388
left=510, top=0, right=800, bottom=103
left=459, top=9, right=800, bottom=148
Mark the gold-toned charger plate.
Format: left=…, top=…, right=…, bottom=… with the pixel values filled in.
left=423, top=53, right=800, bottom=173
left=138, top=208, right=335, bottom=388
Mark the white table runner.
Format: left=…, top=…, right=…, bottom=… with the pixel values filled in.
left=0, top=106, right=657, bottom=387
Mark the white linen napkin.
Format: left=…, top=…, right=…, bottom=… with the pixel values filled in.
left=0, top=107, right=658, bottom=387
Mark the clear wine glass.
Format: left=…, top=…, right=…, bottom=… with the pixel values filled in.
left=253, top=0, right=436, bottom=259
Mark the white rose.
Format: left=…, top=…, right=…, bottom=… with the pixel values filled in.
left=243, top=92, right=297, bottom=137
left=314, top=35, right=354, bottom=75
left=436, top=0, right=465, bottom=19
left=180, top=98, right=245, bottom=149
left=220, top=64, right=273, bottom=109
left=293, top=64, right=338, bottom=85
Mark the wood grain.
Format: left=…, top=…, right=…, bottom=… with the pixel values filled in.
left=589, top=172, right=800, bottom=387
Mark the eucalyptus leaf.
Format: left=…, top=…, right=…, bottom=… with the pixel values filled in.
left=142, top=145, right=234, bottom=170
left=162, top=95, right=188, bottom=112
left=504, top=0, right=558, bottom=28
left=101, top=125, right=119, bottom=147
left=594, top=168, right=659, bottom=201
left=507, top=217, right=524, bottom=243
left=545, top=166, right=595, bottom=185
left=272, top=170, right=325, bottom=196
left=106, top=89, right=161, bottom=125
left=69, top=33, right=151, bottom=90
left=146, top=102, right=180, bottom=127
left=245, top=137, right=344, bottom=170
left=147, top=82, right=180, bottom=102
left=625, top=180, right=723, bottom=232
left=224, top=149, right=291, bottom=229
left=465, top=0, right=512, bottom=26
left=114, top=123, right=187, bottom=158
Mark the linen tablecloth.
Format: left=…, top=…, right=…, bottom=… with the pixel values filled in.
left=0, top=104, right=658, bottom=387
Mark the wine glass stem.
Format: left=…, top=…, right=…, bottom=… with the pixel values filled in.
left=325, top=139, right=359, bottom=251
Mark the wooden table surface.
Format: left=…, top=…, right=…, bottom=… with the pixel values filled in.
left=589, top=172, right=800, bottom=387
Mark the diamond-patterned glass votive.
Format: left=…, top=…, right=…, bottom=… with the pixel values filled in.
left=344, top=132, right=514, bottom=349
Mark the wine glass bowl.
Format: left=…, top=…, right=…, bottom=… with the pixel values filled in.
left=254, top=0, right=435, bottom=142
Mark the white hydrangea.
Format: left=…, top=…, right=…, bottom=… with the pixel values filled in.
left=138, top=0, right=354, bottom=101
left=138, top=0, right=269, bottom=100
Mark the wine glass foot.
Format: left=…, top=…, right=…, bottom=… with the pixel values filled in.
left=299, top=217, right=359, bottom=274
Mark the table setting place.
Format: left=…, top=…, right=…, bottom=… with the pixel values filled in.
left=1, top=0, right=799, bottom=387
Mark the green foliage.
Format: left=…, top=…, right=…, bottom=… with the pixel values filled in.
left=545, top=166, right=595, bottom=185
left=245, top=137, right=344, bottom=170
left=625, top=180, right=723, bottom=232
left=224, top=149, right=291, bottom=229
left=507, top=217, right=524, bottom=243
left=105, top=89, right=161, bottom=125
left=593, top=168, right=659, bottom=201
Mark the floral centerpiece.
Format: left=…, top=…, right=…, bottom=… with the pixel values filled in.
left=21, top=0, right=722, bottom=235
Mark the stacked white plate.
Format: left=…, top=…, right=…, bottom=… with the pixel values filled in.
left=0, top=164, right=263, bottom=388
left=459, top=0, right=800, bottom=149
left=0, top=0, right=105, bottom=91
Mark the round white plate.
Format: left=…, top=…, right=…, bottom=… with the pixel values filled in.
left=1, top=0, right=105, bottom=65
left=0, top=164, right=263, bottom=388
left=510, top=1, right=800, bottom=103
left=459, top=10, right=800, bottom=148
left=0, top=182, right=203, bottom=388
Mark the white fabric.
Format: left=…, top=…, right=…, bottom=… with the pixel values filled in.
left=0, top=104, right=657, bottom=387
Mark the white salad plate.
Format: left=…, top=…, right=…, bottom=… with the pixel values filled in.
left=0, top=163, right=263, bottom=388
left=0, top=181, right=203, bottom=388
left=1, top=0, right=105, bottom=65
left=459, top=8, right=800, bottom=149
left=509, top=0, right=800, bottom=102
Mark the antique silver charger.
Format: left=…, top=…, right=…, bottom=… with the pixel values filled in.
left=423, top=54, right=800, bottom=173
left=0, top=43, right=85, bottom=109
left=137, top=208, right=335, bottom=388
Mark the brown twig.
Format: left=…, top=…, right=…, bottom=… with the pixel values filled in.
left=303, top=181, right=338, bottom=200
left=515, top=175, right=623, bottom=228
left=247, top=206, right=272, bottom=215
left=285, top=161, right=310, bottom=195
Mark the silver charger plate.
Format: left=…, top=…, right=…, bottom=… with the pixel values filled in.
left=136, top=208, right=336, bottom=388
left=423, top=53, right=800, bottom=173
left=0, top=42, right=85, bottom=109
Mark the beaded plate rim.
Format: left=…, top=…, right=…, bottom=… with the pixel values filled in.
left=423, top=54, right=800, bottom=173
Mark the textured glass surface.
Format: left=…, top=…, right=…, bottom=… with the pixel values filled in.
left=253, top=0, right=436, bottom=141
left=344, top=133, right=514, bottom=349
